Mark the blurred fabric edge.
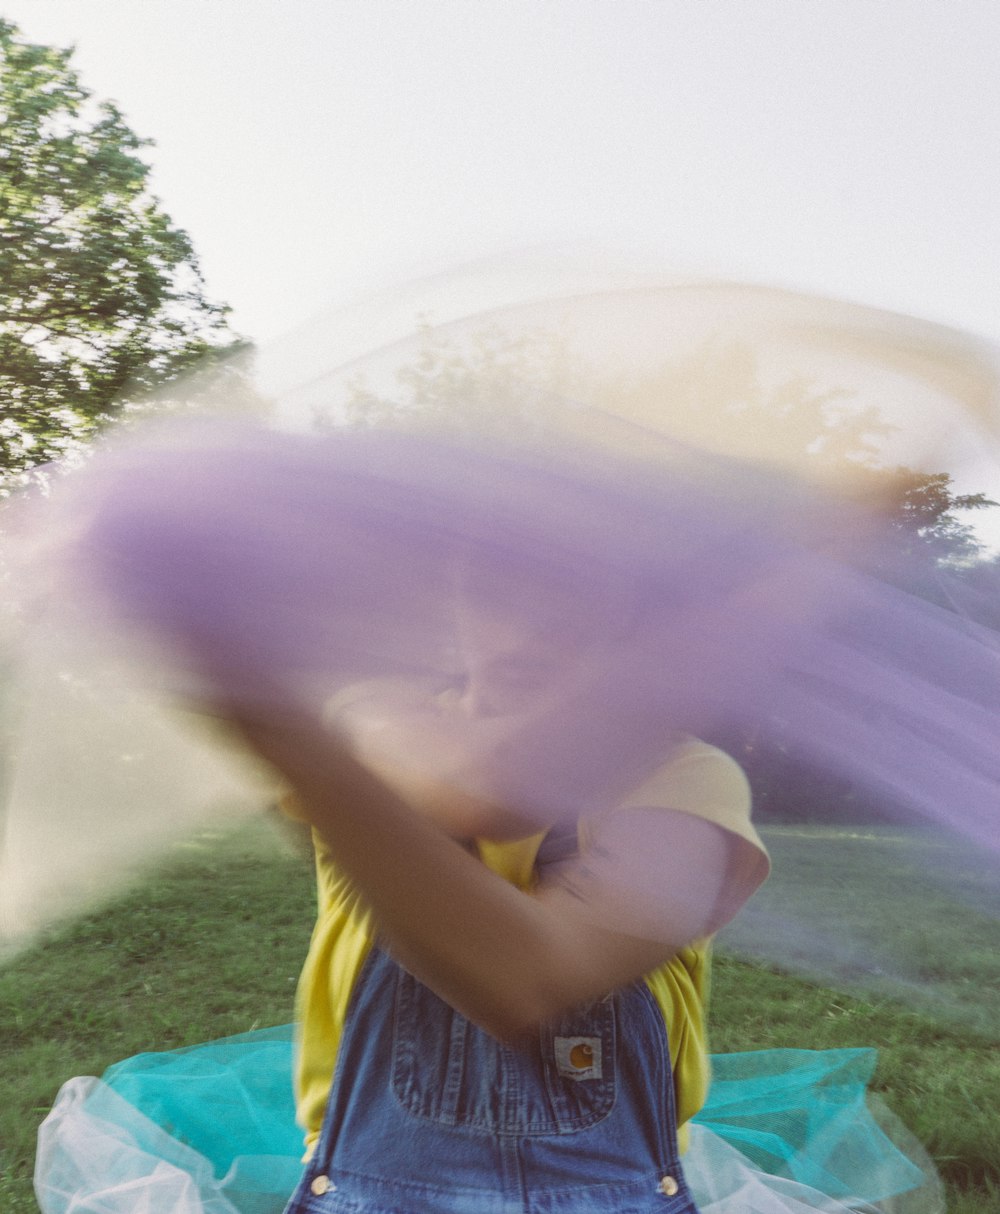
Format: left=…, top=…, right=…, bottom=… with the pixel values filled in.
left=0, top=620, right=278, bottom=951
left=1, top=269, right=998, bottom=957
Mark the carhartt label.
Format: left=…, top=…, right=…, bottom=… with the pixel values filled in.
left=554, top=1036, right=602, bottom=1080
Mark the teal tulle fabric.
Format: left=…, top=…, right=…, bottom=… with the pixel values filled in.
left=694, top=1048, right=925, bottom=1200
left=35, top=1026, right=938, bottom=1214
left=101, top=1026, right=305, bottom=1179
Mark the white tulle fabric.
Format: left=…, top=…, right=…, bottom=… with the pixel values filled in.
left=36, top=1077, right=942, bottom=1214
left=36, top=1078, right=295, bottom=1214
left=685, top=1123, right=942, bottom=1214
left=36, top=1078, right=241, bottom=1214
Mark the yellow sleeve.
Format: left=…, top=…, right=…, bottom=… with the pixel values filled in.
left=645, top=944, right=712, bottom=1152
left=616, top=738, right=768, bottom=1150
left=618, top=737, right=770, bottom=928
left=294, top=838, right=375, bottom=1157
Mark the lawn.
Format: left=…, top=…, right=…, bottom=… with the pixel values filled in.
left=714, top=824, right=1000, bottom=1212
left=1, top=818, right=997, bottom=1212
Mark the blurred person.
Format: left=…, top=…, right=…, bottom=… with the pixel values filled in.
left=247, top=563, right=769, bottom=1214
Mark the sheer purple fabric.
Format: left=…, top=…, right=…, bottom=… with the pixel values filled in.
left=52, top=419, right=1000, bottom=843
left=3, top=276, right=998, bottom=1023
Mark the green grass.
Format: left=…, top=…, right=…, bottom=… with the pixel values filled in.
left=2, top=819, right=998, bottom=1212
left=719, top=825, right=1000, bottom=1037
left=715, top=825, right=1000, bottom=1212
left=709, top=956, right=1000, bottom=1212
left=0, top=816, right=317, bottom=1213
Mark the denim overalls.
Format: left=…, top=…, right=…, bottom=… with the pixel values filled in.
left=283, top=941, right=698, bottom=1214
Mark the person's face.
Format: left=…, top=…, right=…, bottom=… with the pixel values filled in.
left=455, top=603, right=574, bottom=720
left=438, top=563, right=626, bottom=840
left=452, top=564, right=604, bottom=721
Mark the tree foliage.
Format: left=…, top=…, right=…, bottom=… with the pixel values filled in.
left=343, top=320, right=996, bottom=573
left=0, top=20, right=242, bottom=488
left=877, top=468, right=996, bottom=567
left=337, top=319, right=569, bottom=442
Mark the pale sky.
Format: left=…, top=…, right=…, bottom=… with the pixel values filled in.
left=5, top=0, right=999, bottom=349
left=6, top=0, right=1000, bottom=544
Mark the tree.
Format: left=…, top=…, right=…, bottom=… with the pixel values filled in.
left=0, top=20, right=243, bottom=490
left=877, top=468, right=996, bottom=567
left=824, top=463, right=997, bottom=611
left=342, top=319, right=996, bottom=574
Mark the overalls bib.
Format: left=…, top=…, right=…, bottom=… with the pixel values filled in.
left=284, top=946, right=698, bottom=1214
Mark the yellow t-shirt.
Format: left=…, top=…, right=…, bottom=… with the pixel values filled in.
left=292, top=737, right=768, bottom=1157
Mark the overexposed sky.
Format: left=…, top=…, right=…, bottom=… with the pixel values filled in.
left=4, top=0, right=999, bottom=348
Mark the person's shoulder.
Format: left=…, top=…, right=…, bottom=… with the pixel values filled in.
left=619, top=736, right=751, bottom=824
left=617, top=736, right=770, bottom=898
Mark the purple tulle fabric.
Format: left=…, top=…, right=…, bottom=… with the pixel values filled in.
left=45, top=417, right=1000, bottom=841
left=3, top=275, right=999, bottom=979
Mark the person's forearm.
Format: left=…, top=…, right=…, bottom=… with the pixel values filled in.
left=304, top=738, right=553, bottom=1031
left=239, top=711, right=620, bottom=1038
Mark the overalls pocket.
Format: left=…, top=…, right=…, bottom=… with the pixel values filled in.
left=391, top=969, right=617, bottom=1135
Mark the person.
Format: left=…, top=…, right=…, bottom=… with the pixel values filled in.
left=27, top=423, right=948, bottom=1214
left=231, top=568, right=770, bottom=1214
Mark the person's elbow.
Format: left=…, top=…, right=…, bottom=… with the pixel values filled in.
left=443, top=955, right=576, bottom=1043
left=461, top=920, right=679, bottom=1043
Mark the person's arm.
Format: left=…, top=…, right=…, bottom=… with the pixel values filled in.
left=233, top=704, right=734, bottom=1042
